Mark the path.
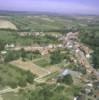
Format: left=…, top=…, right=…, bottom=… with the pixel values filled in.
left=0, top=88, right=18, bottom=95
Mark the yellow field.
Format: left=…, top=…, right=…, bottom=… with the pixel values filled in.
left=0, top=20, right=17, bottom=30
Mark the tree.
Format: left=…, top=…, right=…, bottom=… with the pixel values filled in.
left=4, top=51, right=20, bottom=62
left=39, top=87, right=53, bottom=100
left=92, top=48, right=99, bottom=69
left=0, top=40, right=5, bottom=51
left=8, top=81, right=17, bottom=89
left=18, top=78, right=27, bottom=87
left=33, top=50, right=41, bottom=55
left=50, top=50, right=62, bottom=64
left=21, top=48, right=26, bottom=61
left=63, top=74, right=73, bottom=85
left=26, top=71, right=35, bottom=84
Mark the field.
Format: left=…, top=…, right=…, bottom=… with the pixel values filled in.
left=0, top=30, right=59, bottom=46
left=1, top=84, right=81, bottom=100
left=0, top=20, right=17, bottom=30
left=0, top=63, right=35, bottom=89
left=6, top=15, right=84, bottom=31
left=33, top=57, right=51, bottom=68
left=0, top=15, right=99, bottom=32
left=10, top=59, right=50, bottom=77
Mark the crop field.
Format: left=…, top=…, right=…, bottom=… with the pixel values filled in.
left=6, top=15, right=83, bottom=31
left=10, top=59, right=50, bottom=77
left=33, top=58, right=51, bottom=68
left=0, top=20, right=17, bottom=30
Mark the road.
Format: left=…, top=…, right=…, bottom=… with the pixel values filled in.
left=0, top=84, right=36, bottom=95
left=0, top=87, right=19, bottom=95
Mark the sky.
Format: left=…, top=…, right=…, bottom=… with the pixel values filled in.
left=0, top=0, right=99, bottom=14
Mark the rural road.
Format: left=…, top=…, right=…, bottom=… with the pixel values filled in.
left=0, top=84, right=36, bottom=95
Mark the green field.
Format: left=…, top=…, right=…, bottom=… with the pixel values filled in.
left=0, top=64, right=35, bottom=89
left=0, top=30, right=59, bottom=46
left=2, top=84, right=81, bottom=100
left=33, top=58, right=50, bottom=67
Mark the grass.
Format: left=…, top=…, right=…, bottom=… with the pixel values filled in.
left=2, top=84, right=81, bottom=100
left=10, top=59, right=49, bottom=77
left=0, top=31, right=16, bottom=43
left=0, top=30, right=59, bottom=46
left=33, top=58, right=51, bottom=67
left=0, top=63, right=34, bottom=88
left=6, top=15, right=86, bottom=32
left=2, top=92, right=22, bottom=100
left=43, top=72, right=59, bottom=81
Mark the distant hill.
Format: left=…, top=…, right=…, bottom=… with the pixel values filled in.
left=0, top=10, right=98, bottom=17
left=0, top=10, right=65, bottom=17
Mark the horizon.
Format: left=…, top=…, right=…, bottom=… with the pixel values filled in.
left=0, top=0, right=99, bottom=15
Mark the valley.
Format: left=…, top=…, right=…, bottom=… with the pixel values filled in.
left=0, top=15, right=99, bottom=100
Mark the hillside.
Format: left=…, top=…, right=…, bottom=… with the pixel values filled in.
left=0, top=15, right=99, bottom=100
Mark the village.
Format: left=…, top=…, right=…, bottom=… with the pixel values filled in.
left=0, top=30, right=99, bottom=100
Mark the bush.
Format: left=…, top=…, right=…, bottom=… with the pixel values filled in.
left=18, top=78, right=27, bottom=87
left=63, top=74, right=73, bottom=85
left=26, top=71, right=35, bottom=84
left=4, top=51, right=20, bottom=62
left=50, top=50, right=62, bottom=64
left=8, top=81, right=17, bottom=89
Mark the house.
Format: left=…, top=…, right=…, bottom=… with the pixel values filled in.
left=61, top=69, right=70, bottom=76
left=1, top=50, right=7, bottom=55
left=56, top=69, right=71, bottom=82
left=86, top=83, right=93, bottom=87
left=48, top=44, right=53, bottom=49
left=86, top=54, right=91, bottom=58
left=75, top=49, right=80, bottom=53
left=76, top=95, right=86, bottom=100
left=19, top=32, right=29, bottom=36
left=65, top=41, right=74, bottom=49
left=41, top=49, right=49, bottom=55
left=5, top=44, right=15, bottom=49
left=57, top=44, right=63, bottom=48
left=33, top=32, right=40, bottom=36
left=74, top=97, right=77, bottom=100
